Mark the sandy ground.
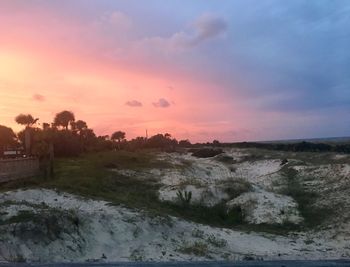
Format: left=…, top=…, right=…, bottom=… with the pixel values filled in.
left=1, top=189, right=349, bottom=263
left=144, top=151, right=301, bottom=224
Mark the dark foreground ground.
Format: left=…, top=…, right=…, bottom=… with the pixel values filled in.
left=1, top=261, right=350, bottom=267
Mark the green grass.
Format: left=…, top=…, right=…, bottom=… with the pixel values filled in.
left=280, top=166, right=333, bottom=228
left=1, top=151, right=166, bottom=208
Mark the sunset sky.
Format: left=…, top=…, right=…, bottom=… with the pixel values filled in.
left=0, top=0, right=349, bottom=142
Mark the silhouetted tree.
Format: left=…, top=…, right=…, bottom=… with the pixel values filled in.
left=111, top=131, right=126, bottom=149
left=15, top=114, right=39, bottom=127
left=54, top=110, right=75, bottom=130
left=127, top=136, right=147, bottom=151
left=146, top=133, right=178, bottom=151
left=99, top=135, right=110, bottom=141
left=52, top=130, right=81, bottom=156
left=0, top=125, right=17, bottom=149
left=42, top=122, right=50, bottom=130
left=213, top=140, right=220, bottom=146
left=75, top=120, right=88, bottom=133
left=80, top=128, right=97, bottom=152
left=179, top=139, right=192, bottom=147
left=94, top=135, right=113, bottom=151
left=15, top=113, right=39, bottom=155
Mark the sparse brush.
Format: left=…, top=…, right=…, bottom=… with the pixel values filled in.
left=206, top=234, right=227, bottom=248
left=192, top=229, right=205, bottom=238
left=178, top=241, right=209, bottom=257
left=221, top=178, right=252, bottom=199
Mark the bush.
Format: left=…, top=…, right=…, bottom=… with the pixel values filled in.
left=191, top=148, right=223, bottom=158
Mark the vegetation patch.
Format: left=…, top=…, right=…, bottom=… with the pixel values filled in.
left=206, top=234, right=227, bottom=248
left=191, top=229, right=205, bottom=239
left=0, top=207, right=81, bottom=243
left=176, top=190, right=192, bottom=207
left=0, top=210, right=37, bottom=225
left=178, top=241, right=209, bottom=257
left=222, top=178, right=252, bottom=200
left=163, top=201, right=244, bottom=227
left=281, top=166, right=333, bottom=228
left=129, top=249, right=145, bottom=261
left=190, top=148, right=223, bottom=158
left=215, top=154, right=235, bottom=164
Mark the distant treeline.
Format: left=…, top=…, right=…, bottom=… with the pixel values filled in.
left=217, top=141, right=350, bottom=154
left=0, top=110, right=193, bottom=158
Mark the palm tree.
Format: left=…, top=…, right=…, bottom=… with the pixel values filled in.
left=15, top=114, right=39, bottom=156
left=54, top=110, right=75, bottom=130
left=15, top=114, right=39, bottom=127
left=111, top=131, right=126, bottom=149
left=75, top=120, right=88, bottom=133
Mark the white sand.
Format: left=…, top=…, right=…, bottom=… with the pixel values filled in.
left=1, top=189, right=349, bottom=262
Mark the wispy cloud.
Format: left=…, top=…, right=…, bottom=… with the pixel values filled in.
left=190, top=13, right=228, bottom=45
left=136, top=13, right=228, bottom=53
left=125, top=100, right=143, bottom=107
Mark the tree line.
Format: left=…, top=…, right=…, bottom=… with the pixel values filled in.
left=217, top=141, right=350, bottom=154
left=0, top=110, right=193, bottom=158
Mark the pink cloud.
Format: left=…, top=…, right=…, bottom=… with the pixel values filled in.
left=32, top=93, right=45, bottom=102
